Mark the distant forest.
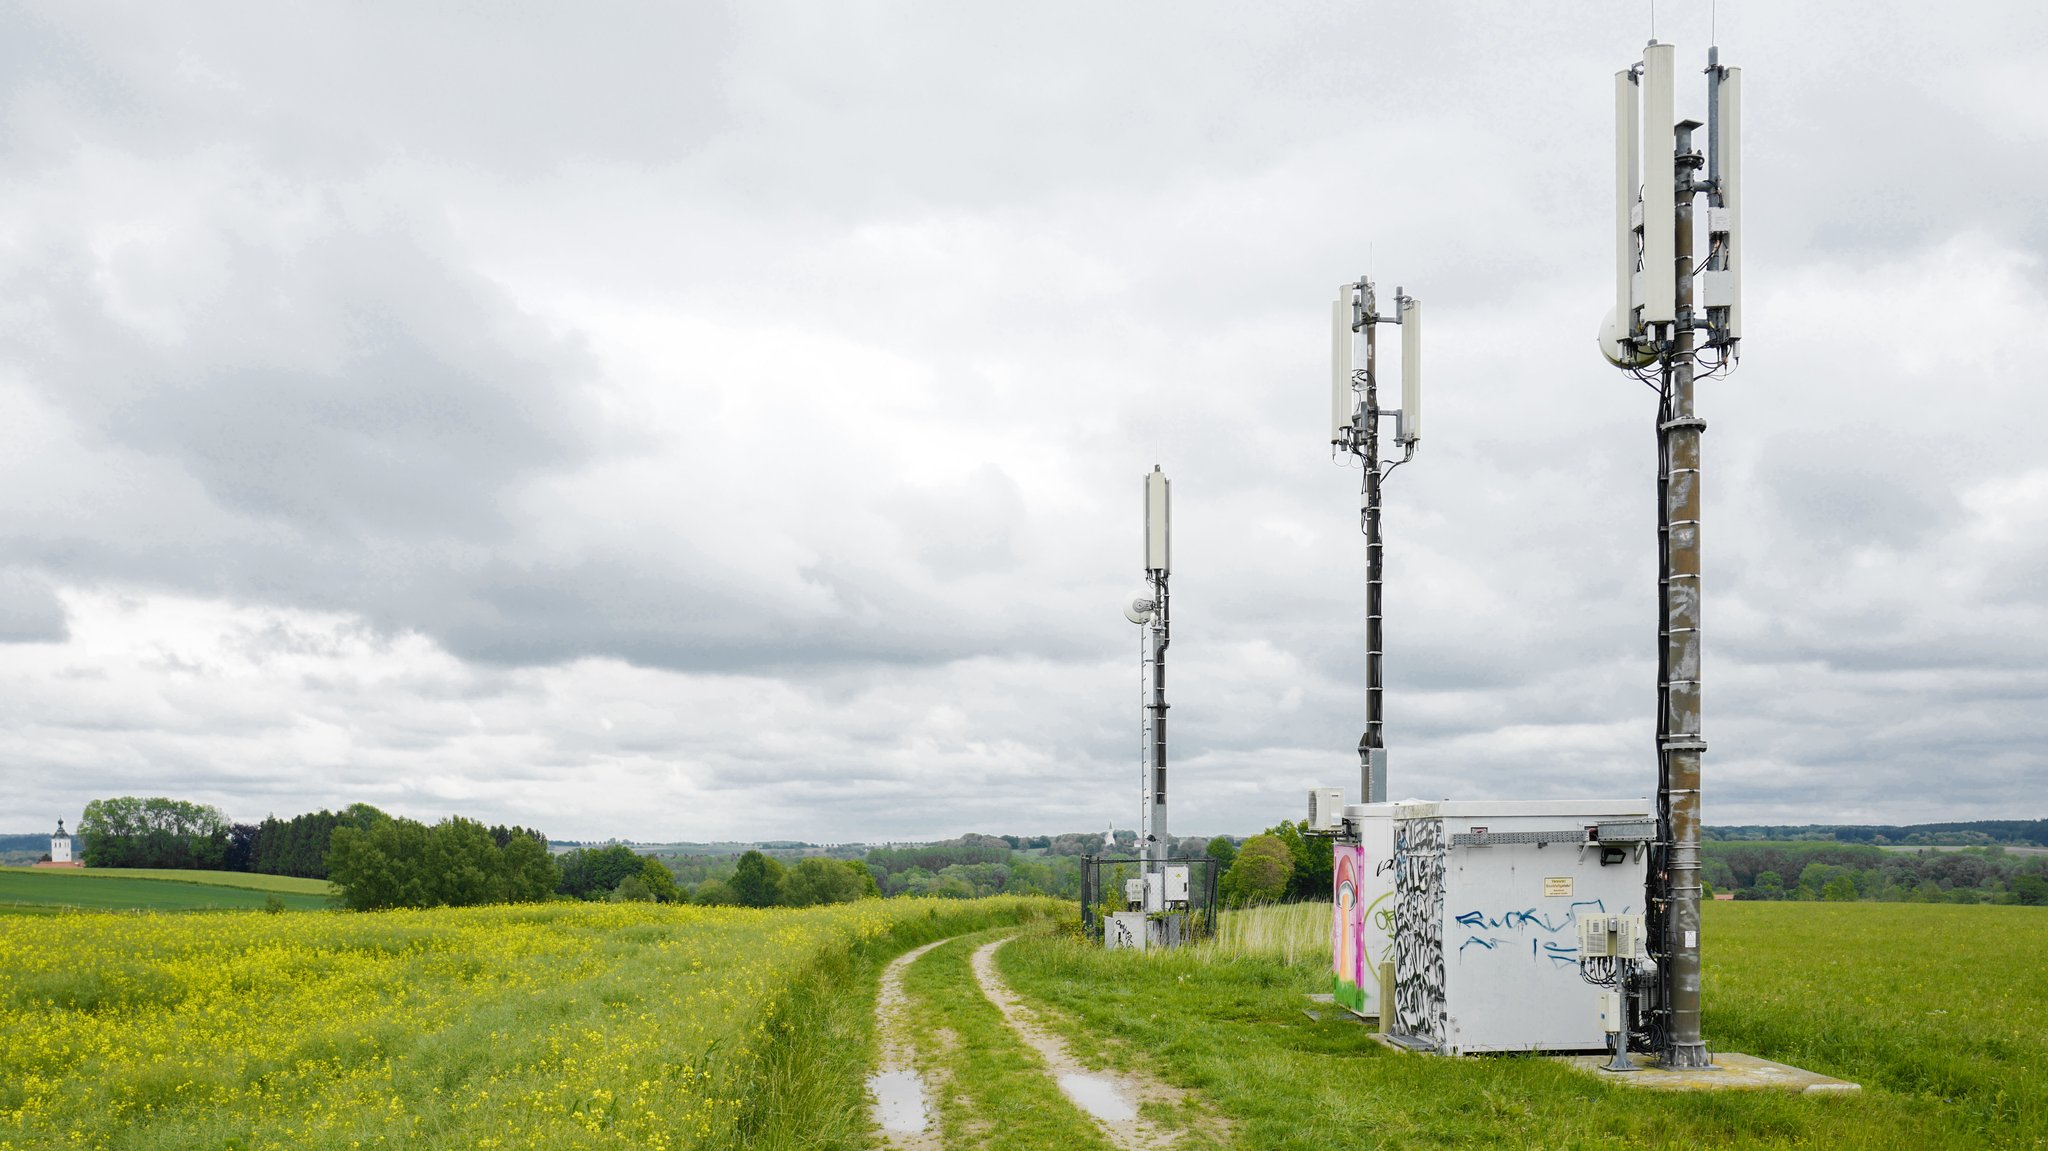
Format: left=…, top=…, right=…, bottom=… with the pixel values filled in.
left=14, top=807, right=2046, bottom=909
left=1706, top=820, right=2048, bottom=847
left=1704, top=840, right=2047, bottom=905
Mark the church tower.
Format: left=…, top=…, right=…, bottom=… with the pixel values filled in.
left=50, top=819, right=73, bottom=865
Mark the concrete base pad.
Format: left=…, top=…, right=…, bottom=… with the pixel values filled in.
left=1557, top=1051, right=1860, bottom=1094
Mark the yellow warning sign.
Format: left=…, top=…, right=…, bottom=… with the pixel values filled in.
left=1543, top=877, right=1574, bottom=898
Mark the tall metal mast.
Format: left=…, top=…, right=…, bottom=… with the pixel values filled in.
left=1608, top=39, right=1740, bottom=1071
left=1144, top=466, right=1171, bottom=867
left=1333, top=279, right=1421, bottom=805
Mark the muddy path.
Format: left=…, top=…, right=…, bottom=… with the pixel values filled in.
left=869, top=937, right=952, bottom=1150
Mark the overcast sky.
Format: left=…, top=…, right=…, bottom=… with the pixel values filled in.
left=1, top=2, right=2043, bottom=842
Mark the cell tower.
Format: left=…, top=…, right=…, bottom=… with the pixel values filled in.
left=1097, top=467, right=1210, bottom=950
left=1604, top=38, right=1741, bottom=1072
left=1124, top=466, right=1172, bottom=865
left=1331, top=277, right=1422, bottom=805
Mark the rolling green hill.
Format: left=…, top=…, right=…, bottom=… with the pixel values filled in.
left=0, top=867, right=334, bottom=912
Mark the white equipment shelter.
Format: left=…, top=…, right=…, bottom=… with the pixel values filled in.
left=1354, top=800, right=1653, bottom=1055
left=1327, top=798, right=1662, bottom=1048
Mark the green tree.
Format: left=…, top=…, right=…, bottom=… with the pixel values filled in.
left=729, top=850, right=786, bottom=907
left=327, top=820, right=410, bottom=911
left=1752, top=870, right=1785, bottom=900
left=636, top=856, right=683, bottom=903
left=1821, top=875, right=1858, bottom=902
left=1205, top=835, right=1238, bottom=875
left=692, top=878, right=736, bottom=906
left=327, top=815, right=556, bottom=911
left=2012, top=875, right=2048, bottom=906
left=246, top=805, right=390, bottom=878
left=1221, top=835, right=1292, bottom=907
left=782, top=857, right=876, bottom=906
left=423, top=817, right=506, bottom=907
left=77, top=796, right=231, bottom=869
left=556, top=844, right=646, bottom=899
left=1268, top=820, right=1334, bottom=901
left=502, top=831, right=563, bottom=902
left=1703, top=858, right=1737, bottom=892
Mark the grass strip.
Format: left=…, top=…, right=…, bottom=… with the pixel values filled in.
left=0, top=867, right=333, bottom=896
left=0, top=869, right=333, bottom=911
left=901, top=929, right=1117, bottom=1151
left=998, top=902, right=2048, bottom=1150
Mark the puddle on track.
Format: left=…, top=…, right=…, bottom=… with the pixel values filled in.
left=1057, top=1072, right=1137, bottom=1122
left=868, top=1069, right=929, bottom=1133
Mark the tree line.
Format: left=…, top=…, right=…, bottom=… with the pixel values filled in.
left=1203, top=825, right=2048, bottom=909
left=1704, top=841, right=2048, bottom=904
left=326, top=816, right=556, bottom=911
left=1706, top=820, right=2048, bottom=847
left=78, top=796, right=393, bottom=879
left=76, top=797, right=233, bottom=869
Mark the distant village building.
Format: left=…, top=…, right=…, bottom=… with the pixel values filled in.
left=36, top=819, right=82, bottom=868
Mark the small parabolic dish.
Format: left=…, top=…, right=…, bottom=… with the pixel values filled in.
left=1123, top=596, right=1157, bottom=625
left=1598, top=305, right=1658, bottom=368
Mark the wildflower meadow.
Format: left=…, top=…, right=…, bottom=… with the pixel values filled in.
left=0, top=896, right=1055, bottom=1150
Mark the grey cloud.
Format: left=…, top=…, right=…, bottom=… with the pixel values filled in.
left=0, top=2, right=2044, bottom=839
left=9, top=217, right=600, bottom=541
left=1752, top=429, right=1951, bottom=552
left=882, top=464, right=1025, bottom=579
left=0, top=4, right=733, bottom=176
left=0, top=570, right=66, bottom=642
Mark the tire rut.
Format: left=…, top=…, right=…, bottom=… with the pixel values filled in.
left=969, top=937, right=1212, bottom=1151
left=869, top=937, right=951, bottom=1150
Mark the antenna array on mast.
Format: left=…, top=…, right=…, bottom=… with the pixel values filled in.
left=1602, top=36, right=1745, bottom=1074
left=1328, top=275, right=1424, bottom=805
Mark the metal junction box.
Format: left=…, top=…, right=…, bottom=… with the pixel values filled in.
left=1164, top=865, right=1190, bottom=904
left=1383, top=799, right=1651, bottom=1055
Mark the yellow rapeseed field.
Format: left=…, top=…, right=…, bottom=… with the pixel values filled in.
left=0, top=897, right=1050, bottom=1150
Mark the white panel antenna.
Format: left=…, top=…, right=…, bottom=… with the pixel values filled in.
left=1614, top=69, right=1640, bottom=354
left=1400, top=296, right=1421, bottom=444
left=1639, top=43, right=1675, bottom=326
left=1331, top=292, right=1355, bottom=443
left=1722, top=67, right=1742, bottom=341
left=1145, top=466, right=1170, bottom=574
left=1320, top=271, right=1424, bottom=810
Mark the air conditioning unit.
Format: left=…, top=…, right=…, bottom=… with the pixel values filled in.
left=1308, top=787, right=1346, bottom=832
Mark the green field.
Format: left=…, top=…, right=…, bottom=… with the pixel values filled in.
left=2, top=897, right=2039, bottom=1148
left=0, top=867, right=335, bottom=912
left=986, top=902, right=2047, bottom=1149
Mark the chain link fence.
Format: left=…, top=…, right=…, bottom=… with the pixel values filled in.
left=1079, top=855, right=1219, bottom=946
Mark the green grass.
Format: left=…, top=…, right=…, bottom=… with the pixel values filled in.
left=12, top=867, right=335, bottom=894
left=997, top=902, right=2048, bottom=1150
left=0, top=868, right=334, bottom=912
left=1206, top=902, right=1328, bottom=963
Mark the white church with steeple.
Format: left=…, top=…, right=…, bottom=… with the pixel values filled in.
left=37, top=819, right=81, bottom=868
